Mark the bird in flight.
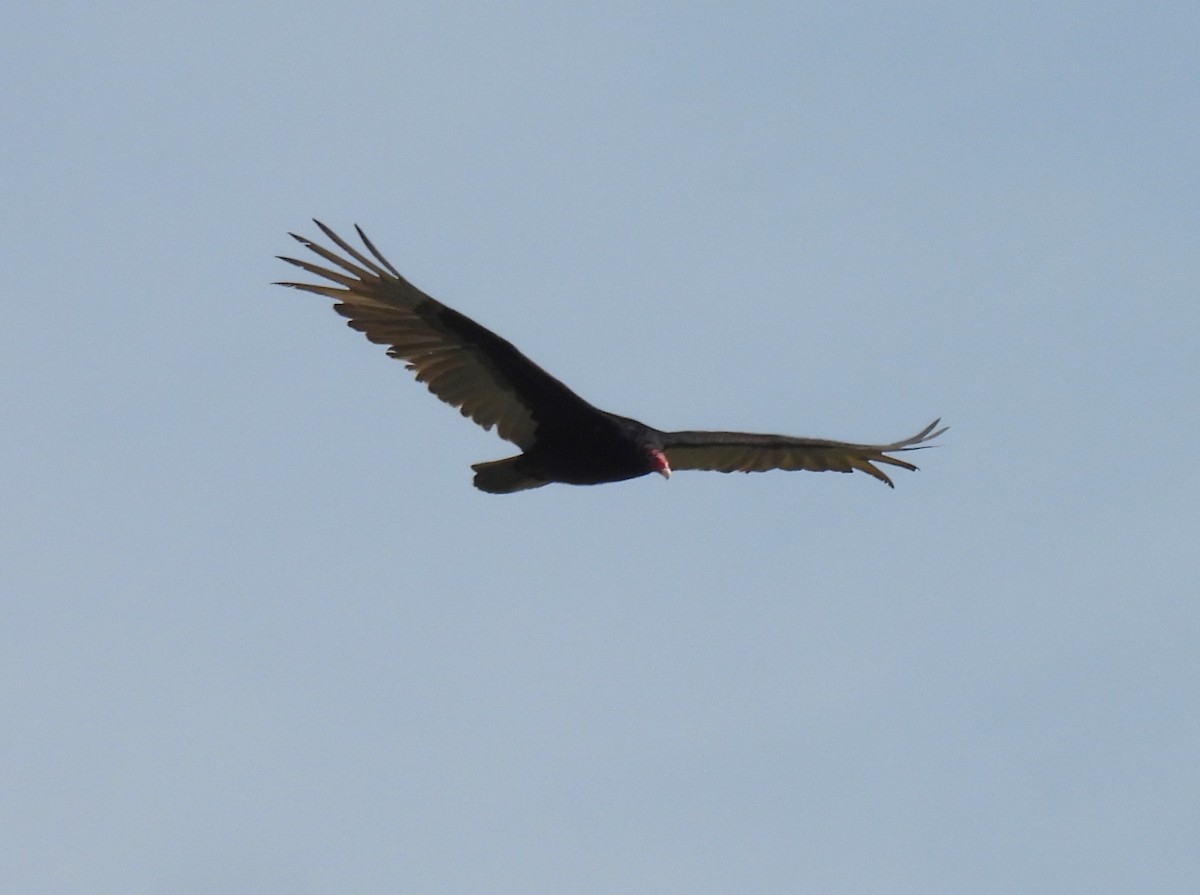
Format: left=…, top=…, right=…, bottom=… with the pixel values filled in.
left=277, top=222, right=945, bottom=493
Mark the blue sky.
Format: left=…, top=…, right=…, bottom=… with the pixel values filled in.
left=4, top=3, right=1198, bottom=893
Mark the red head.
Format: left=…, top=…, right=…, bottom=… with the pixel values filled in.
left=650, top=447, right=671, bottom=480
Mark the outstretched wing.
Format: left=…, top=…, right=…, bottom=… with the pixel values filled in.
left=276, top=222, right=596, bottom=449
left=662, top=419, right=947, bottom=487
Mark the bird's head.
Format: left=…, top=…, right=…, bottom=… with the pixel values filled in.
left=649, top=447, right=671, bottom=480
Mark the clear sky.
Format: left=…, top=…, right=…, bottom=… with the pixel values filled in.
left=4, top=3, right=1198, bottom=893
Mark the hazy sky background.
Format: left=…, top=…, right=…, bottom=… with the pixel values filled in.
left=4, top=3, right=1198, bottom=893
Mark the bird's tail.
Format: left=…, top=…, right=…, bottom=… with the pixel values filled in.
left=471, top=457, right=549, bottom=494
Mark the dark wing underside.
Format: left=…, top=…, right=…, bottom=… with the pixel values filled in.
left=276, top=222, right=595, bottom=449
left=662, top=419, right=947, bottom=487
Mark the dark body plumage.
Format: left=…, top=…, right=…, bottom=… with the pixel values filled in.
left=277, top=222, right=945, bottom=493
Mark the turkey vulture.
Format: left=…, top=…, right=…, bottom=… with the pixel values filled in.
left=277, top=222, right=946, bottom=493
